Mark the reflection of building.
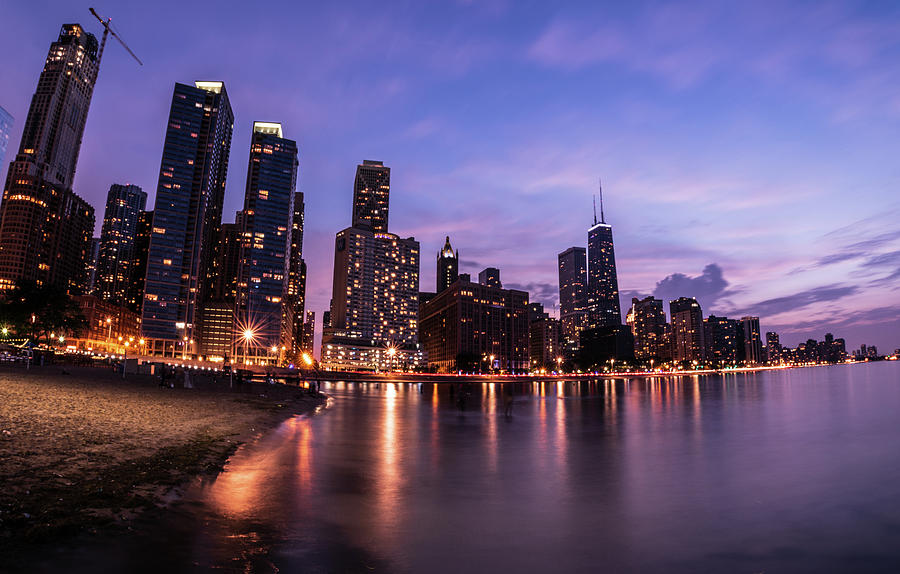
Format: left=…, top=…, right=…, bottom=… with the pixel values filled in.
left=97, top=184, right=147, bottom=305
left=558, top=246, right=588, bottom=347
left=0, top=25, right=98, bottom=294
left=142, top=81, right=233, bottom=356
left=71, top=295, right=142, bottom=353
left=322, top=160, right=421, bottom=370
left=419, top=275, right=529, bottom=373
left=741, top=316, right=763, bottom=364
left=629, top=296, right=667, bottom=361
left=436, top=235, right=458, bottom=294
left=670, top=297, right=705, bottom=364
left=234, top=122, right=299, bottom=365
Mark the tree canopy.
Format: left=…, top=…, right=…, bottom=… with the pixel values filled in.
left=0, top=281, right=87, bottom=342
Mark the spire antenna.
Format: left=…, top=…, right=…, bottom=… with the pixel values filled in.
left=592, top=194, right=598, bottom=225
left=598, top=177, right=606, bottom=224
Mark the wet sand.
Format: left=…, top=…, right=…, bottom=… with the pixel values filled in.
left=0, top=364, right=324, bottom=565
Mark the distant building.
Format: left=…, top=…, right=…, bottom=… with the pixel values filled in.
left=704, top=315, right=741, bottom=366
left=352, top=160, right=390, bottom=232
left=419, top=275, right=529, bottom=373
left=766, top=331, right=782, bottom=363
left=96, top=184, right=147, bottom=305
left=300, top=311, right=315, bottom=355
left=0, top=25, right=98, bottom=294
left=84, top=237, right=101, bottom=294
left=741, top=317, right=763, bottom=364
left=558, top=246, right=588, bottom=348
left=0, top=106, right=12, bottom=172
left=530, top=316, right=562, bottom=370
left=579, top=325, right=635, bottom=369
left=478, top=267, right=501, bottom=288
left=71, top=294, right=142, bottom=353
left=670, top=297, right=705, bottom=365
left=285, top=191, right=307, bottom=361
left=586, top=220, right=621, bottom=329
left=629, top=296, right=667, bottom=361
left=436, top=235, right=458, bottom=294
left=125, top=211, right=153, bottom=315
left=142, top=81, right=234, bottom=356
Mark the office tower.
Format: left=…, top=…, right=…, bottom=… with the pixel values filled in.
left=704, top=315, right=741, bottom=365
left=96, top=184, right=147, bottom=305
left=0, top=106, right=12, bottom=170
left=301, top=311, right=315, bottom=354
left=141, top=81, right=233, bottom=355
left=586, top=193, right=621, bottom=328
left=629, top=296, right=667, bottom=361
left=352, top=160, right=390, bottom=231
left=529, top=315, right=561, bottom=371
left=478, top=267, right=501, bottom=288
left=420, top=275, right=530, bottom=373
left=436, top=235, right=458, bottom=294
left=0, top=25, right=100, bottom=293
left=125, top=210, right=153, bottom=314
left=198, top=220, right=241, bottom=359
left=85, top=237, right=101, bottom=293
left=285, top=191, right=307, bottom=360
left=558, top=247, right=588, bottom=344
left=322, top=160, right=422, bottom=370
left=670, top=297, right=705, bottom=365
left=741, top=316, right=763, bottom=364
left=233, top=122, right=299, bottom=364
left=766, top=331, right=782, bottom=364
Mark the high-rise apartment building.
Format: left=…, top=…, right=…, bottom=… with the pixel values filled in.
left=741, top=316, right=763, bottom=364
left=670, top=297, right=705, bottom=365
left=0, top=24, right=99, bottom=293
left=766, top=331, right=782, bottom=364
left=96, top=184, right=147, bottom=305
left=235, top=122, right=299, bottom=364
left=322, top=160, right=422, bottom=370
left=141, top=81, right=233, bottom=356
left=352, top=160, right=390, bottom=231
left=629, top=296, right=667, bottom=361
left=704, top=315, right=741, bottom=365
left=586, top=220, right=621, bottom=329
left=300, top=310, right=315, bottom=355
left=0, top=106, right=12, bottom=171
left=436, top=235, right=458, bottom=294
left=285, top=191, right=307, bottom=361
left=529, top=314, right=561, bottom=370
left=558, top=246, right=588, bottom=345
left=478, top=267, right=501, bottom=288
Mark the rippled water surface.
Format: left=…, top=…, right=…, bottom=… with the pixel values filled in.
left=55, top=362, right=900, bottom=572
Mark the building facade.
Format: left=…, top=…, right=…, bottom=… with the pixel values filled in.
left=478, top=267, right=501, bottom=288
left=529, top=315, right=561, bottom=370
left=0, top=106, right=12, bottom=173
left=96, top=183, right=147, bottom=305
left=0, top=24, right=99, bottom=293
left=741, top=316, right=763, bottom=364
left=629, top=296, right=667, bottom=361
left=436, top=235, right=458, bottom=294
left=558, top=246, right=588, bottom=346
left=766, top=331, right=782, bottom=364
left=586, top=221, right=621, bottom=329
left=704, top=315, right=742, bottom=366
left=141, top=81, right=233, bottom=355
left=670, top=297, right=705, bottom=365
left=125, top=210, right=153, bottom=314
left=352, top=160, right=390, bottom=232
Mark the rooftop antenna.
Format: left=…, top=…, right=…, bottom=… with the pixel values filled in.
left=598, top=177, right=606, bottom=224
left=592, top=194, right=598, bottom=225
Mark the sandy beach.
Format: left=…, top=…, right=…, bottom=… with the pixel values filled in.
left=0, top=364, right=324, bottom=563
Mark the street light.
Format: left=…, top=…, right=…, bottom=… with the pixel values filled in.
left=242, top=329, right=256, bottom=365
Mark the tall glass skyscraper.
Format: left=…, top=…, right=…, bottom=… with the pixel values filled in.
left=558, top=246, right=588, bottom=343
left=141, top=81, right=233, bottom=354
left=0, top=24, right=99, bottom=293
left=96, top=183, right=147, bottom=305
left=586, top=220, right=621, bottom=328
left=235, top=122, right=299, bottom=363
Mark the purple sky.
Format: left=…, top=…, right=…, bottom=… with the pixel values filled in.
left=3, top=1, right=899, bottom=352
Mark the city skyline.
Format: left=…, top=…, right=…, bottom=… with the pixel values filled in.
left=1, top=3, right=898, bottom=351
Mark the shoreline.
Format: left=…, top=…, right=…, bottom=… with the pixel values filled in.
left=0, top=364, right=326, bottom=568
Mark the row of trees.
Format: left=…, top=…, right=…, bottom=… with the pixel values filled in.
left=0, top=281, right=87, bottom=343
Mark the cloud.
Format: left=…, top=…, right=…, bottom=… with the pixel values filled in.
left=652, top=263, right=731, bottom=312
left=744, top=284, right=859, bottom=318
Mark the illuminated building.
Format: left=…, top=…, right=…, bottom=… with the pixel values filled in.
left=419, top=275, right=529, bottom=373
left=629, top=296, right=668, bottom=361
left=96, top=184, right=147, bottom=305
left=322, top=160, right=421, bottom=370
left=558, top=246, right=588, bottom=347
left=670, top=297, right=705, bottom=364
left=70, top=294, right=141, bottom=353
left=0, top=106, right=11, bottom=172
left=478, top=267, right=501, bottom=288
left=704, top=315, right=741, bottom=365
left=741, top=316, right=763, bottom=364
left=234, top=122, right=300, bottom=365
left=586, top=220, right=621, bottom=329
left=352, top=160, right=390, bottom=232
left=301, top=311, right=315, bottom=354
left=141, top=81, right=233, bottom=356
left=285, top=192, right=307, bottom=361
left=436, top=235, right=458, bottom=294
left=529, top=312, right=561, bottom=370
left=0, top=25, right=99, bottom=293
left=765, top=331, right=782, bottom=363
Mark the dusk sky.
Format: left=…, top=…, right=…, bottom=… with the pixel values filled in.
left=2, top=1, right=898, bottom=351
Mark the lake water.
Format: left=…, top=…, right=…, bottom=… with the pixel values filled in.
left=48, top=362, right=900, bottom=572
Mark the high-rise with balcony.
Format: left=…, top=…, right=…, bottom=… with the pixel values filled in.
left=0, top=24, right=99, bottom=293
left=96, top=184, right=147, bottom=305
left=141, top=81, right=233, bottom=356
left=234, top=122, right=299, bottom=364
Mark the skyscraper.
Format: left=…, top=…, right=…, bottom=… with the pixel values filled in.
left=478, top=267, right=502, bottom=288
left=436, top=235, right=458, bottom=294
left=285, top=191, right=307, bottom=361
left=0, top=106, right=12, bottom=171
left=766, top=331, right=782, bottom=364
left=741, top=316, right=763, bottom=364
left=85, top=237, right=100, bottom=293
left=235, top=122, right=299, bottom=364
left=0, top=24, right=99, bottom=293
left=96, top=184, right=147, bottom=305
left=670, top=297, right=705, bottom=365
left=558, top=246, right=588, bottom=345
left=586, top=190, right=621, bottom=329
left=352, top=160, right=390, bottom=231
left=125, top=210, right=153, bottom=314
left=322, top=160, right=422, bottom=370
left=198, top=220, right=241, bottom=360
left=141, top=81, right=233, bottom=356
left=704, top=315, right=741, bottom=365
left=629, top=296, right=667, bottom=361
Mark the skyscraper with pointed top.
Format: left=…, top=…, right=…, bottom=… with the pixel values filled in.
left=437, top=235, right=458, bottom=294
left=586, top=179, right=621, bottom=329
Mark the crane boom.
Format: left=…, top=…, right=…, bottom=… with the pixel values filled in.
left=89, top=7, right=143, bottom=66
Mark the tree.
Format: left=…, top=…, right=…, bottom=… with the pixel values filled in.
left=0, top=281, right=87, bottom=342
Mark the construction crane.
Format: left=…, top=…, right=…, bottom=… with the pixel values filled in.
left=89, top=7, right=143, bottom=67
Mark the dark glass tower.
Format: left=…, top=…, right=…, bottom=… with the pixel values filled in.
left=0, top=106, right=12, bottom=171
left=436, top=235, right=458, bottom=293
left=587, top=220, right=621, bottom=328
left=557, top=246, right=588, bottom=343
left=352, top=160, right=390, bottom=231
left=0, top=24, right=99, bottom=293
left=142, top=81, right=233, bottom=349
left=125, top=210, right=153, bottom=314
left=235, top=122, right=299, bottom=362
left=286, top=191, right=307, bottom=359
left=96, top=183, right=147, bottom=304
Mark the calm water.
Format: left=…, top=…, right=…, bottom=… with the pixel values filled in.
left=47, top=362, right=900, bottom=572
